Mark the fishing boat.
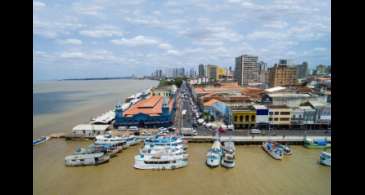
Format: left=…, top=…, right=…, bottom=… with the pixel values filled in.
left=88, top=144, right=120, bottom=157
left=206, top=140, right=223, bottom=168
left=221, top=141, right=235, bottom=168
left=304, top=137, right=331, bottom=149
left=278, top=144, right=292, bottom=155
left=65, top=152, right=110, bottom=166
left=134, top=153, right=188, bottom=170
left=33, top=136, right=49, bottom=146
left=262, top=141, right=284, bottom=160
left=319, top=152, right=331, bottom=167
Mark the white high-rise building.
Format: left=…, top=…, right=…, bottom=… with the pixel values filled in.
left=234, top=55, right=258, bottom=86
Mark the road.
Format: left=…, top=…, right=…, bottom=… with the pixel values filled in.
left=174, top=81, right=331, bottom=137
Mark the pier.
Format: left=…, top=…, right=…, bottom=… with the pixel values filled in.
left=182, top=135, right=331, bottom=145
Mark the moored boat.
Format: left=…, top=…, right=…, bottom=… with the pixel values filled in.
left=221, top=141, right=236, bottom=168
left=304, top=138, right=331, bottom=149
left=65, top=152, right=110, bottom=166
left=262, top=141, right=284, bottom=160
left=278, top=144, right=292, bottom=155
left=33, top=136, right=49, bottom=146
left=134, top=153, right=188, bottom=170
left=319, top=152, right=331, bottom=167
left=206, top=140, right=223, bottom=168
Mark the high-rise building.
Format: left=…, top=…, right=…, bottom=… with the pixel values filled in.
left=257, top=61, right=267, bottom=83
left=295, top=62, right=308, bottom=79
left=234, top=55, right=259, bottom=86
left=206, top=64, right=218, bottom=80
left=198, top=64, right=205, bottom=77
left=315, top=64, right=330, bottom=75
left=268, top=63, right=297, bottom=87
left=189, top=68, right=196, bottom=78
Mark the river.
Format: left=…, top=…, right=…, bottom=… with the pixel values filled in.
left=33, top=79, right=330, bottom=195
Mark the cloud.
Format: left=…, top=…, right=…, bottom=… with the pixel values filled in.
left=60, top=38, right=83, bottom=45
left=111, top=36, right=159, bottom=47
left=34, top=1, right=46, bottom=9
left=158, top=43, right=173, bottom=50
left=263, top=21, right=288, bottom=29
left=79, top=26, right=123, bottom=38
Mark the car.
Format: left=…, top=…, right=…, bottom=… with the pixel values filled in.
left=128, top=126, right=139, bottom=131
left=159, top=127, right=167, bottom=131
left=250, top=129, right=261, bottom=134
left=117, top=126, right=127, bottom=131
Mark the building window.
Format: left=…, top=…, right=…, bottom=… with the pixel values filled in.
left=234, top=116, right=238, bottom=122
left=269, top=118, right=272, bottom=121
left=274, top=112, right=279, bottom=115
left=240, top=115, right=243, bottom=122
left=245, top=115, right=249, bottom=122
left=251, top=115, right=255, bottom=121
left=274, top=118, right=278, bottom=121
left=269, top=112, right=273, bottom=115
left=280, top=118, right=289, bottom=121
left=281, top=112, right=290, bottom=115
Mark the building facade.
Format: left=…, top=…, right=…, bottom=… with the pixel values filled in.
left=268, top=64, right=297, bottom=87
left=268, top=105, right=292, bottom=128
left=114, top=96, right=175, bottom=128
left=232, top=106, right=256, bottom=129
left=235, top=55, right=259, bottom=86
left=198, top=64, right=205, bottom=77
left=151, top=85, right=177, bottom=97
left=295, top=62, right=308, bottom=79
left=252, top=105, right=269, bottom=129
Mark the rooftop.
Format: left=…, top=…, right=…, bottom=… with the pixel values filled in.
left=252, top=105, right=267, bottom=109
left=124, top=96, right=173, bottom=116
left=203, top=99, right=222, bottom=107
left=267, top=105, right=290, bottom=109
left=265, top=86, right=286, bottom=93
left=268, top=93, right=311, bottom=98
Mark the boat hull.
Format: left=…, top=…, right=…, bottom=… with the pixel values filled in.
left=262, top=143, right=283, bottom=160
left=134, top=159, right=188, bottom=170
left=221, top=160, right=235, bottom=168
left=33, top=136, right=49, bottom=146
left=206, top=158, right=220, bottom=168
left=65, top=155, right=110, bottom=166
left=304, top=143, right=331, bottom=149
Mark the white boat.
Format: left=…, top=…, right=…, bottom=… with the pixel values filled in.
left=33, top=136, right=49, bottom=146
left=134, top=153, right=188, bottom=170
left=320, top=152, right=331, bottom=167
left=140, top=146, right=186, bottom=156
left=278, top=144, right=292, bottom=155
left=120, top=135, right=142, bottom=148
left=143, top=143, right=188, bottom=151
left=95, top=134, right=125, bottom=151
left=65, top=152, right=110, bottom=166
left=262, top=141, right=284, bottom=160
left=206, top=141, right=222, bottom=168
left=221, top=141, right=236, bottom=168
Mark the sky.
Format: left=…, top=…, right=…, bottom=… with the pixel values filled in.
left=33, top=0, right=331, bottom=81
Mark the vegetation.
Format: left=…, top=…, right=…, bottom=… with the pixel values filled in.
left=158, top=77, right=186, bottom=88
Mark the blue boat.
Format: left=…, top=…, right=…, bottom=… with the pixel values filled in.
left=33, top=136, right=49, bottom=146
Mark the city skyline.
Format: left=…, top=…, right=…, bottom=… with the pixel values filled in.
left=34, top=0, right=331, bottom=81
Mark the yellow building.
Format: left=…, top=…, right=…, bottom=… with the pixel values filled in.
left=232, top=106, right=256, bottom=129
left=268, top=105, right=292, bottom=126
left=217, top=67, right=226, bottom=80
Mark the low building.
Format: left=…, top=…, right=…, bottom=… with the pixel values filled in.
left=232, top=106, right=256, bottom=129
left=303, top=101, right=331, bottom=128
left=114, top=96, right=175, bottom=128
left=203, top=99, right=232, bottom=124
left=291, top=106, right=316, bottom=128
left=72, top=124, right=110, bottom=137
left=252, top=105, right=269, bottom=129
left=151, top=85, right=177, bottom=97
left=268, top=105, right=292, bottom=128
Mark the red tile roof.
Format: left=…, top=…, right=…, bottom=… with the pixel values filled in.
left=124, top=96, right=174, bottom=117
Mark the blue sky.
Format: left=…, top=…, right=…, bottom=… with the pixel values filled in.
left=34, top=0, right=331, bottom=81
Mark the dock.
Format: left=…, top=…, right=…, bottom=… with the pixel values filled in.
left=182, top=135, right=331, bottom=145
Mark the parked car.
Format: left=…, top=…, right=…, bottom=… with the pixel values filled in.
left=250, top=129, right=261, bottom=134
left=128, top=126, right=139, bottom=131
